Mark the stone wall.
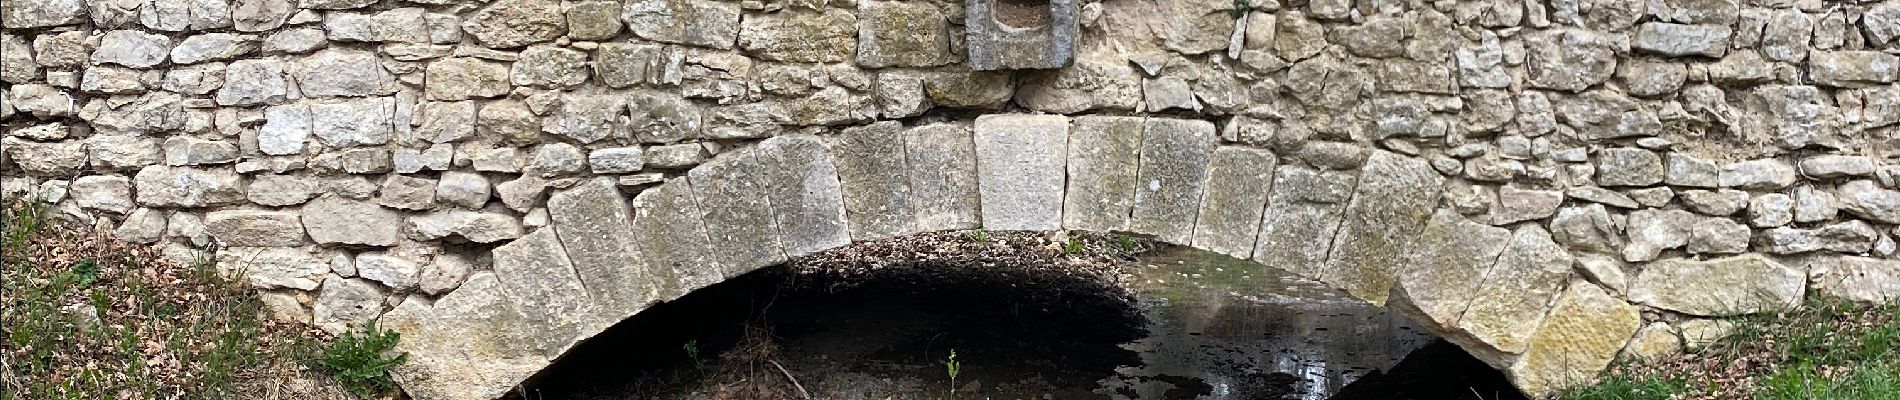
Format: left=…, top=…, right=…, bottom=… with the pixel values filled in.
left=3, top=0, right=1899, bottom=398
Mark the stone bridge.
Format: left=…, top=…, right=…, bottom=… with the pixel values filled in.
left=4, top=0, right=1900, bottom=398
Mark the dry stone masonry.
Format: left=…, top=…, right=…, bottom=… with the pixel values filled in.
left=3, top=0, right=1899, bottom=398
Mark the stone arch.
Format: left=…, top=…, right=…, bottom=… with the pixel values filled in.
left=379, top=114, right=1626, bottom=399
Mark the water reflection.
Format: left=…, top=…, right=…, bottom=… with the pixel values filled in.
left=1104, top=247, right=1436, bottom=400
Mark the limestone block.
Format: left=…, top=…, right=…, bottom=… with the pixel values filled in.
left=294, top=49, right=397, bottom=98
left=1, top=0, right=88, bottom=28
left=70, top=175, right=136, bottom=215
left=1838, top=180, right=1900, bottom=224
left=171, top=33, right=258, bottom=64
left=1391, top=209, right=1512, bottom=345
left=355, top=252, right=420, bottom=290
left=565, top=1, right=623, bottom=41
left=313, top=277, right=387, bottom=334
left=426, top=58, right=512, bottom=101
left=1808, top=256, right=1900, bottom=304
left=133, top=166, right=247, bottom=207
left=974, top=114, right=1069, bottom=230
left=623, top=0, right=742, bottom=50
left=1191, top=146, right=1276, bottom=259
left=249, top=174, right=318, bottom=206
left=405, top=210, right=523, bottom=243
left=1062, top=116, right=1144, bottom=233
left=461, top=0, right=567, bottom=48
left=1810, top=51, right=1898, bottom=88
left=904, top=123, right=981, bottom=232
left=630, top=180, right=723, bottom=292
left=549, top=178, right=674, bottom=318
left=688, top=151, right=788, bottom=274
left=738, top=9, right=855, bottom=63
left=1252, top=166, right=1357, bottom=277
left=310, top=97, right=394, bottom=147
left=755, top=135, right=851, bottom=257
left=1458, top=226, right=1575, bottom=366
left=1508, top=282, right=1641, bottom=397
left=1719, top=158, right=1797, bottom=190
left=1632, top=22, right=1731, bottom=57
left=301, top=196, right=403, bottom=247
left=489, top=227, right=598, bottom=355
left=512, top=45, right=591, bottom=88
left=218, top=59, right=288, bottom=106
left=1321, top=151, right=1445, bottom=305
left=91, top=30, right=172, bottom=68
left=826, top=121, right=917, bottom=241
left=205, top=210, right=306, bottom=247
left=381, top=273, right=549, bottom=400
left=1630, top=254, right=1805, bottom=316
left=856, top=1, right=954, bottom=68
left=1130, top=118, right=1216, bottom=244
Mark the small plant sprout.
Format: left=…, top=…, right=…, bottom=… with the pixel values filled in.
left=1228, top=0, right=1253, bottom=19
left=966, top=229, right=990, bottom=242
left=683, top=339, right=706, bottom=372
left=944, top=349, right=962, bottom=396
left=1117, top=235, right=1138, bottom=252
left=1063, top=238, right=1084, bottom=254
left=315, top=322, right=408, bottom=397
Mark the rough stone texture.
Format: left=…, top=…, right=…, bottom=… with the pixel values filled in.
left=974, top=115, right=1068, bottom=231
left=1191, top=146, right=1276, bottom=259
left=856, top=1, right=953, bottom=68
left=301, top=196, right=403, bottom=247
left=1254, top=166, right=1357, bottom=277
left=1322, top=152, right=1445, bottom=305
left=462, top=0, right=566, bottom=48
left=630, top=180, right=722, bottom=292
left=1391, top=210, right=1513, bottom=361
left=688, top=151, right=787, bottom=275
left=1808, top=256, right=1900, bottom=304
left=548, top=178, right=672, bottom=318
left=755, top=135, right=851, bottom=257
left=826, top=121, right=916, bottom=241
left=5, top=1, right=1894, bottom=396
left=1129, top=119, right=1215, bottom=244
left=1508, top=283, right=1641, bottom=398
left=904, top=124, right=980, bottom=232
left=1062, top=116, right=1143, bottom=233
left=623, top=0, right=740, bottom=49
left=312, top=277, right=386, bottom=334
left=1458, top=227, right=1575, bottom=366
left=1631, top=254, right=1806, bottom=316
left=204, top=210, right=305, bottom=247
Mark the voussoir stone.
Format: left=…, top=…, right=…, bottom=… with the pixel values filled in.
left=974, top=114, right=1069, bottom=231
left=1508, top=282, right=1641, bottom=397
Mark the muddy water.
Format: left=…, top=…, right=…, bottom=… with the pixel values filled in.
left=1104, top=247, right=1435, bottom=400
left=519, top=245, right=1523, bottom=400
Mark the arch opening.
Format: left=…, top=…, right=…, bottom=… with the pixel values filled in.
left=508, top=232, right=1528, bottom=400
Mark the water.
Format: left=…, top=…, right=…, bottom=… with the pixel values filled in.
left=518, top=244, right=1523, bottom=400
left=1102, top=247, right=1436, bottom=400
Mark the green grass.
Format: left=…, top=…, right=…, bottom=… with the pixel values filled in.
left=0, top=200, right=353, bottom=399
left=1562, top=302, right=1900, bottom=400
